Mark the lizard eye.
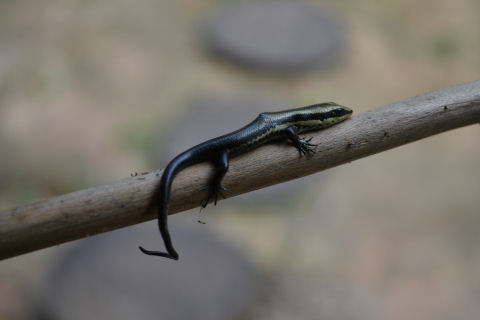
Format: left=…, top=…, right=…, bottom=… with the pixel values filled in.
left=330, top=109, right=339, bottom=117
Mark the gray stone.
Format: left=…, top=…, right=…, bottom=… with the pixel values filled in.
left=39, top=220, right=258, bottom=320
left=204, top=2, right=345, bottom=72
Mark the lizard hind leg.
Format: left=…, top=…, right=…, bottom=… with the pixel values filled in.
left=201, top=150, right=230, bottom=208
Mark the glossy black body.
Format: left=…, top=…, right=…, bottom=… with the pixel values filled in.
left=139, top=102, right=352, bottom=260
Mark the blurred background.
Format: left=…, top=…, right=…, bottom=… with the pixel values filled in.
left=0, top=0, right=479, bottom=319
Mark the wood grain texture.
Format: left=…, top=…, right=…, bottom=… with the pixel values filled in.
left=1, top=80, right=479, bottom=260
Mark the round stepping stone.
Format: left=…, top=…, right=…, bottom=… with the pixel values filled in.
left=204, top=2, right=345, bottom=72
left=39, top=222, right=258, bottom=320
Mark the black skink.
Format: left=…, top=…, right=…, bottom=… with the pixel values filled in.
left=139, top=102, right=353, bottom=260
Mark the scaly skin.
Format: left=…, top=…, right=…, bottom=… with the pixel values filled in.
left=139, top=102, right=353, bottom=260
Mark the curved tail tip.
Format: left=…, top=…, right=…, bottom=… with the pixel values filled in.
left=138, top=246, right=179, bottom=260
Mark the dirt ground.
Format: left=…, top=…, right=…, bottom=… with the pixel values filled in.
left=0, top=0, right=479, bottom=319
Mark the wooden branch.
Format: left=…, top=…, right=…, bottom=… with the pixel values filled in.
left=1, top=81, right=479, bottom=260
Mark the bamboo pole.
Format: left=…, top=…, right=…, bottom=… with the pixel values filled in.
left=1, top=81, right=479, bottom=260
